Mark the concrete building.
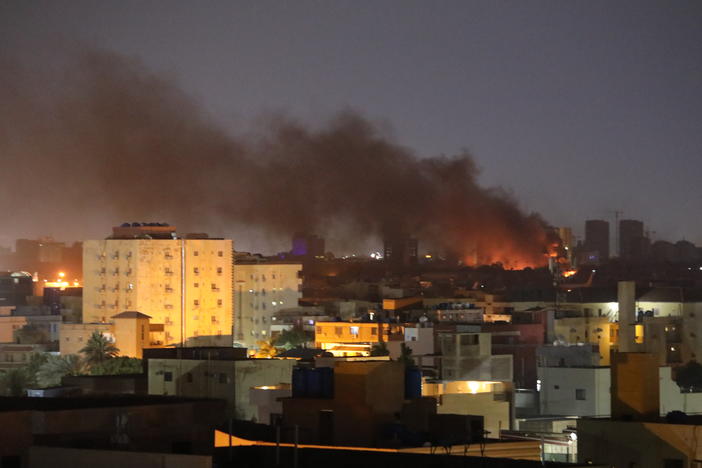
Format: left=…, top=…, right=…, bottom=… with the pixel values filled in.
left=438, top=331, right=513, bottom=382
left=538, top=366, right=610, bottom=417
left=423, top=379, right=512, bottom=439
left=146, top=347, right=295, bottom=420
left=0, top=343, right=46, bottom=371
left=314, top=321, right=405, bottom=357
left=83, top=224, right=233, bottom=347
left=578, top=417, right=702, bottom=468
left=383, top=236, right=418, bottom=269
left=583, top=220, right=609, bottom=263
left=0, top=395, right=224, bottom=463
left=233, top=257, right=302, bottom=349
left=282, top=360, right=429, bottom=446
left=619, top=219, right=647, bottom=261
left=0, top=271, right=34, bottom=307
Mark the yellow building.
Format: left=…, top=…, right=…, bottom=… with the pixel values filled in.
left=314, top=321, right=405, bottom=356
left=233, top=259, right=302, bottom=348
left=82, top=225, right=233, bottom=347
left=553, top=315, right=618, bottom=365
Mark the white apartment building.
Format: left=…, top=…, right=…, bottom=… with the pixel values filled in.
left=233, top=258, right=302, bottom=349
left=83, top=224, right=233, bottom=347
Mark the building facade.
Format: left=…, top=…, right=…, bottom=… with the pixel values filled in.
left=82, top=225, right=233, bottom=347
left=233, top=259, right=302, bottom=348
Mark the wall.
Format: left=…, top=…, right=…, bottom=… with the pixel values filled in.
left=659, top=366, right=702, bottom=416
left=553, top=316, right=614, bottom=365
left=83, top=239, right=233, bottom=347
left=233, top=262, right=302, bottom=348
left=147, top=358, right=294, bottom=420
left=578, top=419, right=701, bottom=468
left=27, top=446, right=212, bottom=468
left=538, top=367, right=610, bottom=417
left=60, top=322, right=113, bottom=356
left=437, top=392, right=510, bottom=439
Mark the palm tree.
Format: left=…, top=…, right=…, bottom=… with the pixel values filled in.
left=36, top=354, right=87, bottom=387
left=80, top=331, right=119, bottom=367
left=0, top=368, right=32, bottom=396
left=370, top=341, right=389, bottom=356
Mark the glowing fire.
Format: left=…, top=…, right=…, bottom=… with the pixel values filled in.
left=562, top=269, right=577, bottom=278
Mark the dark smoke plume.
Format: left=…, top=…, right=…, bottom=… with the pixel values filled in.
left=0, top=48, right=552, bottom=267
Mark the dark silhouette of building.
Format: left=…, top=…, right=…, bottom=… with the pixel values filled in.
left=619, top=219, right=647, bottom=261
left=383, top=236, right=418, bottom=268
left=291, top=233, right=325, bottom=258
left=0, top=271, right=34, bottom=307
left=583, top=220, right=609, bottom=263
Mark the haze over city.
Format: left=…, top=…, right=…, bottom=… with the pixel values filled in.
left=1, top=0, right=701, bottom=254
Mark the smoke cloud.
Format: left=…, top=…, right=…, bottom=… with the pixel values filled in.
left=0, top=47, right=552, bottom=267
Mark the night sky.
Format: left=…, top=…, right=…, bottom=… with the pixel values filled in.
left=1, top=1, right=701, bottom=252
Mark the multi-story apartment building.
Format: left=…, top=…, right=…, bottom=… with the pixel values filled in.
left=233, top=256, right=302, bottom=348
left=82, top=224, right=233, bottom=347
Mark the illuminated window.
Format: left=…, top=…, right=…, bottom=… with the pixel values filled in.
left=350, top=326, right=359, bottom=337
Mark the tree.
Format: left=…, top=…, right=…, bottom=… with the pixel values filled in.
left=273, top=327, right=311, bottom=350
left=90, top=357, right=143, bottom=375
left=370, top=341, right=390, bottom=356
left=0, top=368, right=32, bottom=396
left=14, top=324, right=49, bottom=344
left=675, top=360, right=702, bottom=391
left=79, top=331, right=119, bottom=366
left=36, top=354, right=86, bottom=387
left=398, top=343, right=415, bottom=367
left=253, top=340, right=279, bottom=358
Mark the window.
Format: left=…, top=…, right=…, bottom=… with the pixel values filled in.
left=193, top=267, right=199, bottom=274
left=575, top=389, right=586, bottom=400
left=218, top=251, right=223, bottom=257
left=460, top=334, right=479, bottom=345
left=350, top=326, right=359, bottom=337
left=164, top=371, right=173, bottom=382
left=217, top=299, right=223, bottom=307
left=193, top=251, right=199, bottom=256
left=316, top=326, right=322, bottom=334
left=186, top=373, right=193, bottom=383
left=219, top=373, right=229, bottom=384
left=194, top=299, right=199, bottom=306
left=335, top=326, right=343, bottom=335
left=194, top=282, right=199, bottom=288
left=217, top=267, right=223, bottom=275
